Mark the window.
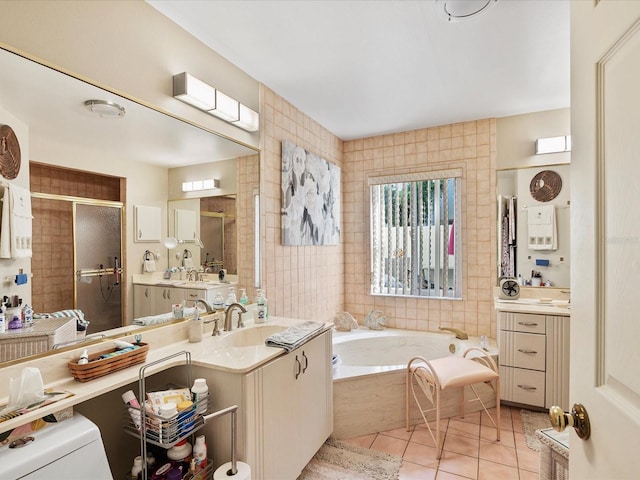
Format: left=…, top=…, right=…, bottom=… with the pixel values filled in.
left=369, top=169, right=462, bottom=299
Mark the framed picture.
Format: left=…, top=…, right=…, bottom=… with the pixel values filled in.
left=281, top=140, right=340, bottom=245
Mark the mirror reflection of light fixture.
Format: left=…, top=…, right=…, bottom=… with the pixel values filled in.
left=84, top=99, right=126, bottom=117
left=181, top=178, right=220, bottom=192
left=163, top=236, right=204, bottom=249
left=173, top=72, right=259, bottom=132
left=535, top=135, right=572, bottom=155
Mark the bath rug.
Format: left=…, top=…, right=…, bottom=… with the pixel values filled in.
left=521, top=409, right=552, bottom=452
left=298, top=436, right=401, bottom=480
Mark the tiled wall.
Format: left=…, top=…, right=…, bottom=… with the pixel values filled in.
left=30, top=163, right=122, bottom=313
left=259, top=86, right=344, bottom=321
left=342, top=120, right=498, bottom=338
left=237, top=154, right=260, bottom=297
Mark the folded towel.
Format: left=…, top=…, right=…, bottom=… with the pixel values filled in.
left=133, top=307, right=198, bottom=326
left=265, top=321, right=325, bottom=352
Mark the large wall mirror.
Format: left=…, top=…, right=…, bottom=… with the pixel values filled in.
left=0, top=46, right=260, bottom=364
left=497, top=165, right=570, bottom=288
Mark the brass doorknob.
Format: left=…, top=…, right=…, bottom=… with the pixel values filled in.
left=549, top=403, right=591, bottom=440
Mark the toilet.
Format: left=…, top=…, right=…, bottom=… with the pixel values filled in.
left=0, top=413, right=112, bottom=479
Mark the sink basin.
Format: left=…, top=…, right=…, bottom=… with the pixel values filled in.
left=221, top=324, right=287, bottom=348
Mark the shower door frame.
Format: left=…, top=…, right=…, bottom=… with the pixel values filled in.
left=31, top=192, right=126, bottom=320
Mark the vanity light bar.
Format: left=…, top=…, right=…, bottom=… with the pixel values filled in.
left=173, top=72, right=259, bottom=132
left=535, top=136, right=571, bottom=155
left=182, top=179, right=221, bottom=192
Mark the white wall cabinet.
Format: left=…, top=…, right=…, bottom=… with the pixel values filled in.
left=244, top=330, right=333, bottom=479
left=498, top=311, right=570, bottom=410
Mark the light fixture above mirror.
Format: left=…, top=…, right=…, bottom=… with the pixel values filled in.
left=162, top=236, right=204, bottom=249
left=173, top=72, right=259, bottom=132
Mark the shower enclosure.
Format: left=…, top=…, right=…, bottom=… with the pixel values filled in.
left=74, top=203, right=123, bottom=333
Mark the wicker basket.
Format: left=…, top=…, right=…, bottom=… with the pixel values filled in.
left=68, top=343, right=149, bottom=382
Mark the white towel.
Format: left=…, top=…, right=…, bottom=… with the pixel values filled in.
left=0, top=187, right=10, bottom=258
left=0, top=184, right=33, bottom=258
left=527, top=205, right=557, bottom=250
left=265, top=321, right=325, bottom=352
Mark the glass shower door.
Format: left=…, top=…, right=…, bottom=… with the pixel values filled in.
left=74, top=203, right=123, bottom=333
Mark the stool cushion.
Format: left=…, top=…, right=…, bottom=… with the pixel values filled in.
left=412, top=356, right=498, bottom=390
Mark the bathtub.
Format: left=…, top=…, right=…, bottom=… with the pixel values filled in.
left=331, top=328, right=498, bottom=439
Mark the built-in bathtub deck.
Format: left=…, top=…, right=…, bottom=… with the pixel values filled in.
left=332, top=327, right=498, bottom=439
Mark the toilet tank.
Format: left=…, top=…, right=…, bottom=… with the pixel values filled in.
left=0, top=413, right=113, bottom=479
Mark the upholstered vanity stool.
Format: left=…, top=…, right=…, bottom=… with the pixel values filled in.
left=406, top=348, right=500, bottom=459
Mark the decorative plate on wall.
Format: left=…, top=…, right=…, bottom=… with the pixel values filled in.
left=529, top=170, right=562, bottom=202
left=0, top=124, right=21, bottom=180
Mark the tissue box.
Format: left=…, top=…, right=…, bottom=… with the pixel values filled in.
left=67, top=343, right=149, bottom=382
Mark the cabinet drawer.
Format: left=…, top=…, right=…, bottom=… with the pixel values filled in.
left=500, top=366, right=545, bottom=407
left=499, top=331, right=546, bottom=371
left=499, top=312, right=546, bottom=334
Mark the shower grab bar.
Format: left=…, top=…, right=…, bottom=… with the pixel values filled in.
left=75, top=267, right=123, bottom=278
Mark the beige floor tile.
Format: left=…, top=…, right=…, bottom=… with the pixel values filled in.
left=452, top=411, right=481, bottom=425
left=438, top=452, right=479, bottom=479
left=436, top=471, right=472, bottom=480
left=403, top=441, right=441, bottom=469
left=478, top=441, right=518, bottom=468
left=480, top=426, right=515, bottom=448
left=340, top=432, right=377, bottom=449
left=518, top=468, right=539, bottom=480
left=399, top=460, right=438, bottom=480
left=447, top=418, right=481, bottom=439
left=443, top=432, right=480, bottom=457
left=371, top=433, right=409, bottom=457
left=477, top=459, right=519, bottom=480
left=381, top=425, right=414, bottom=441
left=411, top=425, right=438, bottom=447
left=516, top=446, right=540, bottom=473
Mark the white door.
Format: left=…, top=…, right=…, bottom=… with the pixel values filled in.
left=571, top=2, right=640, bottom=478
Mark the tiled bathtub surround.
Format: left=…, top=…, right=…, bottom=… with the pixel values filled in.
left=342, top=121, right=498, bottom=338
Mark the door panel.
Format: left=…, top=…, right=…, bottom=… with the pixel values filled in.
left=571, top=2, right=640, bottom=477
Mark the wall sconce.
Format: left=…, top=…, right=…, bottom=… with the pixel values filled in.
left=182, top=178, right=220, bottom=192
left=173, top=72, right=259, bottom=132
left=535, top=136, right=571, bottom=155
left=163, top=236, right=204, bottom=249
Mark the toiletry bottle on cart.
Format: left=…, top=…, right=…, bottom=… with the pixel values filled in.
left=191, top=378, right=209, bottom=415
left=192, top=435, right=208, bottom=470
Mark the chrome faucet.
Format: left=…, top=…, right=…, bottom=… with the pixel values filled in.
left=224, top=303, right=247, bottom=331
left=439, top=326, right=469, bottom=340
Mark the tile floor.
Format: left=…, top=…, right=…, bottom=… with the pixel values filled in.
left=341, top=406, right=539, bottom=480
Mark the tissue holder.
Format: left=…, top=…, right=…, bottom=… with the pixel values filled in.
left=67, top=342, right=149, bottom=382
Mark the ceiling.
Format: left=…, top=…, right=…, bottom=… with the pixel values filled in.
left=147, top=0, right=570, bottom=140
left=0, top=49, right=256, bottom=168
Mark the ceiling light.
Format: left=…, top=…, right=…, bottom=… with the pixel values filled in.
left=182, top=178, right=221, bottom=192
left=173, top=72, right=259, bottom=132
left=173, top=72, right=216, bottom=110
left=209, top=90, right=240, bottom=122
left=435, top=0, right=498, bottom=23
left=84, top=99, right=125, bottom=117
left=535, top=136, right=571, bottom=155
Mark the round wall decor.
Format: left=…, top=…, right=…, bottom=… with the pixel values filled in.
left=529, top=170, right=562, bottom=202
left=0, top=124, right=21, bottom=180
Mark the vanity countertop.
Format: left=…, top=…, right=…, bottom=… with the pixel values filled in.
left=494, top=298, right=571, bottom=316
left=132, top=272, right=237, bottom=290
left=0, top=317, right=331, bottom=435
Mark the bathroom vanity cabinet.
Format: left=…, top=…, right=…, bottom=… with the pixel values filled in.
left=133, top=284, right=229, bottom=318
left=244, top=330, right=333, bottom=479
left=497, top=310, right=570, bottom=410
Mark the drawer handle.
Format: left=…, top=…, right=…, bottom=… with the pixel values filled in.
left=517, top=384, right=537, bottom=391
left=518, top=349, right=538, bottom=354
left=518, top=322, right=539, bottom=327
